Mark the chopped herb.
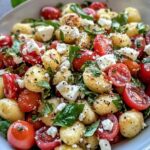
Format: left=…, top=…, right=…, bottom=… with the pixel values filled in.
left=142, top=57, right=150, bottom=64
left=70, top=3, right=93, bottom=20
left=42, top=89, right=51, bottom=100
left=60, top=30, right=65, bottom=42
left=131, top=77, right=145, bottom=89
left=84, top=120, right=100, bottom=137
left=53, top=103, right=84, bottom=127
left=31, top=115, right=38, bottom=122
left=69, top=45, right=80, bottom=63
left=137, top=23, right=149, bottom=34
left=55, top=2, right=64, bottom=8
left=143, top=107, right=150, bottom=119
left=84, top=27, right=105, bottom=36
left=37, top=81, right=51, bottom=90
left=11, top=0, right=27, bottom=7
left=47, top=67, right=55, bottom=77
left=81, top=0, right=92, bottom=7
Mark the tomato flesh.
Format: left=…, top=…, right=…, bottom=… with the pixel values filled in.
left=94, top=34, right=112, bottom=56
left=83, top=7, right=96, bottom=18
left=96, top=114, right=119, bottom=141
left=90, top=2, right=107, bottom=10
left=35, top=127, right=61, bottom=150
left=108, top=63, right=131, bottom=87
left=123, top=83, right=150, bottom=110
left=7, top=120, right=35, bottom=150
left=0, top=34, right=12, bottom=48
left=73, top=50, right=96, bottom=71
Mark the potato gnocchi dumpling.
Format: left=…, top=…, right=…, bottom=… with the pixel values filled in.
left=55, top=144, right=83, bottom=150
left=24, top=65, right=50, bottom=92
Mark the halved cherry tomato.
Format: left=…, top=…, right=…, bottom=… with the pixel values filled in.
left=35, top=127, right=61, bottom=150
left=20, top=40, right=45, bottom=65
left=18, top=89, right=41, bottom=112
left=121, top=58, right=140, bottom=75
left=3, top=55, right=16, bottom=67
left=40, top=6, right=61, bottom=20
left=49, top=40, right=59, bottom=49
left=90, top=2, right=107, bottom=10
left=83, top=7, right=96, bottom=18
left=7, top=120, right=35, bottom=150
left=123, top=83, right=150, bottom=110
left=108, top=63, right=131, bottom=87
left=2, top=73, right=20, bottom=99
left=0, top=53, right=4, bottom=69
left=0, top=34, right=12, bottom=48
left=139, top=61, right=150, bottom=83
left=96, top=114, right=119, bottom=141
left=110, top=132, right=123, bottom=144
left=94, top=34, right=112, bottom=56
left=73, top=50, right=96, bottom=71
left=146, top=85, right=150, bottom=97
left=145, top=31, right=150, bottom=44
left=131, top=35, right=146, bottom=58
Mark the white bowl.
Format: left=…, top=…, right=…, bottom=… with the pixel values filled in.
left=0, top=0, right=150, bottom=149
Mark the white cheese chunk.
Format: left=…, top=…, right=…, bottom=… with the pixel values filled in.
left=60, top=59, right=71, bottom=69
left=56, top=103, right=66, bottom=112
left=99, top=139, right=111, bottom=150
left=98, top=18, right=112, bottom=30
left=71, top=27, right=80, bottom=39
left=81, top=19, right=94, bottom=27
left=79, top=113, right=85, bottom=121
left=56, top=43, right=67, bottom=54
left=0, top=69, right=8, bottom=75
left=101, top=119, right=114, bottom=131
left=117, top=47, right=139, bottom=60
left=46, top=126, right=58, bottom=138
left=13, top=56, right=23, bottom=64
left=144, top=44, right=150, bottom=56
left=36, top=26, right=54, bottom=42
left=16, top=79, right=25, bottom=89
left=56, top=81, right=80, bottom=101
left=96, top=54, right=116, bottom=70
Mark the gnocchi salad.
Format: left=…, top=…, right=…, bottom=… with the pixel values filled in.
left=0, top=1, right=150, bottom=150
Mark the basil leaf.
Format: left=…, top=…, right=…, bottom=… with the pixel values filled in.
left=11, top=0, right=27, bottom=7
left=142, top=57, right=150, bottom=64
left=143, top=107, right=150, bottom=119
left=41, top=89, right=51, bottom=100
left=37, top=81, right=51, bottom=90
left=60, top=30, right=65, bottom=42
left=70, top=4, right=93, bottom=20
left=40, top=102, right=53, bottom=117
left=84, top=27, right=105, bottom=35
left=131, top=77, right=145, bottom=89
left=0, top=117, right=11, bottom=138
left=137, top=23, right=149, bottom=34
left=84, top=120, right=100, bottom=137
left=69, top=45, right=80, bottom=63
left=53, top=104, right=84, bottom=127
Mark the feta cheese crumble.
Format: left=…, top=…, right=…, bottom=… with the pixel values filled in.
left=46, top=126, right=58, bottom=138
left=99, top=139, right=111, bottom=150
left=144, top=44, right=150, bottom=56
left=56, top=43, right=67, bottom=54
left=101, top=119, right=114, bottom=131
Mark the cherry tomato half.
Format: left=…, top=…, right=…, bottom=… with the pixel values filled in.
left=146, top=85, right=150, bottom=97
left=2, top=73, right=20, bottom=99
left=0, top=53, right=4, bottom=69
left=96, top=114, right=119, bottom=141
left=90, top=2, right=107, bottom=10
left=49, top=40, right=59, bottom=49
left=18, top=89, right=41, bottom=112
left=73, top=50, right=96, bottom=71
left=0, top=34, right=12, bottom=48
left=123, top=83, right=150, bottom=110
left=83, top=7, right=96, bottom=18
left=7, top=120, right=35, bottom=150
left=108, top=63, right=131, bottom=87
left=94, top=34, right=112, bottom=56
left=3, top=55, right=16, bottom=67
left=35, top=127, right=61, bottom=150
left=40, top=6, right=61, bottom=20
left=131, top=35, right=146, bottom=58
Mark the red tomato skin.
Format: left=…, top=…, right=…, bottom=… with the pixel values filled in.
left=94, top=34, right=112, bottom=56
left=18, top=89, right=41, bottom=112
left=2, top=73, right=20, bottom=99
left=96, top=114, right=119, bottom=141
left=108, top=63, right=131, bottom=87
left=35, top=127, right=61, bottom=150
left=131, top=35, right=146, bottom=58
left=7, top=121, right=35, bottom=150
left=73, top=50, right=96, bottom=71
left=40, top=6, right=61, bottom=20
left=146, top=85, right=150, bottom=97
left=49, top=40, right=59, bottom=49
left=90, top=2, right=107, bottom=10
left=3, top=55, right=16, bottom=67
left=0, top=53, right=4, bottom=69
left=0, top=34, right=12, bottom=48
left=83, top=7, right=96, bottom=18
left=123, top=84, right=150, bottom=110
left=139, top=63, right=150, bottom=83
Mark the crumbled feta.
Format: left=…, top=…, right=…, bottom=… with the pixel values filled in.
left=56, top=81, right=80, bottom=101
left=56, top=103, right=66, bottom=112
left=0, top=69, right=8, bottom=75
left=13, top=56, right=23, bottom=64
left=86, top=144, right=91, bottom=149
left=71, top=27, right=80, bottom=39
left=72, top=144, right=78, bottom=148
left=98, top=18, right=112, bottom=30
left=46, top=126, right=58, bottom=138
left=60, top=59, right=71, bottom=69
left=56, top=43, right=67, bottom=54
left=144, top=44, right=150, bottom=56
left=142, top=122, right=147, bottom=129
left=96, top=54, right=117, bottom=70
left=101, top=119, right=114, bottom=131
left=117, top=47, right=139, bottom=60
left=81, top=19, right=94, bottom=27
left=79, top=113, right=85, bottom=121
left=99, top=139, right=111, bottom=150
left=36, top=26, right=54, bottom=42
left=16, top=79, right=25, bottom=89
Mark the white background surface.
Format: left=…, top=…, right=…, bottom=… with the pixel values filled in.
left=0, top=0, right=12, bottom=17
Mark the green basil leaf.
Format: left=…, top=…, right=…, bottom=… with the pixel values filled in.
left=70, top=3, right=93, bottom=20
left=0, top=117, right=11, bottom=138
left=60, top=30, right=65, bottom=42
left=37, top=81, right=51, bottom=90
left=131, top=77, right=145, bottom=89
left=84, top=120, right=100, bottom=137
left=69, top=45, right=80, bottom=63
left=53, top=104, right=84, bottom=127
left=137, top=23, right=149, bottom=34
left=40, top=102, right=53, bottom=117
left=84, top=27, right=105, bottom=35
left=143, top=107, right=150, bottom=119
left=142, top=57, right=150, bottom=64
left=11, top=0, right=27, bottom=7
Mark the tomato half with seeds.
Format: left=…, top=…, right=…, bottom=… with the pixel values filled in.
left=83, top=7, right=96, bottom=18
left=18, top=89, right=41, bottom=112
left=146, top=85, right=150, bottom=97
left=35, top=127, right=61, bottom=150
left=0, top=53, right=4, bottom=69
left=7, top=120, right=35, bottom=150
left=90, top=2, right=107, bottom=10
left=94, top=34, right=112, bottom=56
left=96, top=114, right=119, bottom=141
left=123, top=83, right=150, bottom=110
left=2, top=73, right=20, bottom=99
left=73, top=50, right=96, bottom=71
left=0, top=34, right=12, bottom=48
left=108, top=63, right=131, bottom=87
